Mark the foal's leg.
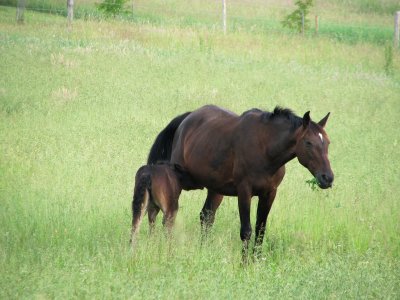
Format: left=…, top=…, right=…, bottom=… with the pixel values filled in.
left=162, top=208, right=178, bottom=236
left=237, top=184, right=252, bottom=264
left=162, top=195, right=179, bottom=235
left=162, top=202, right=179, bottom=257
left=254, top=189, right=277, bottom=258
left=200, top=189, right=223, bottom=235
left=147, top=202, right=160, bottom=235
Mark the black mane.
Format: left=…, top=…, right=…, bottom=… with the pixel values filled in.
left=260, top=106, right=303, bottom=130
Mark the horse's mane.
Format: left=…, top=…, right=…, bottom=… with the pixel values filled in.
left=272, top=106, right=303, bottom=128
left=258, top=106, right=303, bottom=130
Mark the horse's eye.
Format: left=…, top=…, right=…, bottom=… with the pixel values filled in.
left=305, top=140, right=313, bottom=147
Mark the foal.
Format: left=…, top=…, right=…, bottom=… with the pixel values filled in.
left=131, top=162, right=193, bottom=246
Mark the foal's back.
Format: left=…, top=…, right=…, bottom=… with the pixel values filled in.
left=149, top=164, right=182, bottom=212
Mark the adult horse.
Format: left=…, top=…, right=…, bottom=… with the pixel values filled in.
left=147, top=105, right=334, bottom=259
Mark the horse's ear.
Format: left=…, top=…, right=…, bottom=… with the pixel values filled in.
left=318, top=112, right=330, bottom=128
left=303, top=111, right=310, bottom=128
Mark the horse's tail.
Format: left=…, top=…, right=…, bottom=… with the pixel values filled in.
left=131, top=168, right=151, bottom=246
left=147, top=112, right=191, bottom=165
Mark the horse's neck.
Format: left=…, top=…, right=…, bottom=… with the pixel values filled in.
left=265, top=125, right=299, bottom=172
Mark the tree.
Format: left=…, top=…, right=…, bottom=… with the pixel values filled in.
left=282, top=0, right=314, bottom=34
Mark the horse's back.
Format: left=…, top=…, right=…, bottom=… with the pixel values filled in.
left=170, top=105, right=242, bottom=192
left=179, top=105, right=238, bottom=131
left=134, top=166, right=152, bottom=191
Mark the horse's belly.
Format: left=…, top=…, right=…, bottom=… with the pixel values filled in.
left=203, top=186, right=237, bottom=196
left=212, top=183, right=237, bottom=196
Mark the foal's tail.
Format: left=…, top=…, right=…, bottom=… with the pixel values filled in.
left=131, top=169, right=151, bottom=246
left=147, top=112, right=191, bottom=165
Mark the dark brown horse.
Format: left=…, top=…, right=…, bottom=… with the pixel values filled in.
left=147, top=105, right=334, bottom=259
left=131, top=162, right=195, bottom=247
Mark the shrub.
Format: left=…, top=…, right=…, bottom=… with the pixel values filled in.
left=97, top=0, right=127, bottom=16
left=282, top=0, right=314, bottom=33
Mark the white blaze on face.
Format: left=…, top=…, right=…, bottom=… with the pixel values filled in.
left=318, top=133, right=324, bottom=143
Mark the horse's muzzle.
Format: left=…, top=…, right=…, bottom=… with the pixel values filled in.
left=316, top=173, right=334, bottom=189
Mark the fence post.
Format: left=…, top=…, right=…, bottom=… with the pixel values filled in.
left=67, top=0, right=74, bottom=28
left=16, top=0, right=26, bottom=23
left=395, top=11, right=400, bottom=48
left=222, top=0, right=226, bottom=34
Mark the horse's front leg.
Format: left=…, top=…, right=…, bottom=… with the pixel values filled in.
left=254, top=189, right=277, bottom=258
left=237, top=184, right=252, bottom=264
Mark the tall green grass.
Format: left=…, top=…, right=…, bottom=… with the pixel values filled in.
left=1, top=5, right=400, bottom=299
left=1, top=0, right=398, bottom=45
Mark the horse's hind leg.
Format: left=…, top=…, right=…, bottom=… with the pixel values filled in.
left=200, top=189, right=223, bottom=236
left=147, top=202, right=160, bottom=235
left=162, top=206, right=178, bottom=236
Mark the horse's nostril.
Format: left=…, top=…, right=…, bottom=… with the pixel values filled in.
left=321, top=174, right=333, bottom=184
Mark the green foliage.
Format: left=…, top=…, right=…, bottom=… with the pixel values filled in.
left=97, top=0, right=127, bottom=16
left=306, top=177, right=319, bottom=191
left=318, top=23, right=392, bottom=45
left=282, top=0, right=314, bottom=33
left=0, top=0, right=17, bottom=6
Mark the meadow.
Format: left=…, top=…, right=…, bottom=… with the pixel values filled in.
left=1, top=1, right=400, bottom=298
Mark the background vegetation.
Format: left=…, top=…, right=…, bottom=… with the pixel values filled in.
left=1, top=0, right=399, bottom=298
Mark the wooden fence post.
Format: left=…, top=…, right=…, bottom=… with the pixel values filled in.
left=16, top=0, right=26, bottom=23
left=395, top=11, right=400, bottom=48
left=222, top=0, right=226, bottom=34
left=67, top=0, right=74, bottom=28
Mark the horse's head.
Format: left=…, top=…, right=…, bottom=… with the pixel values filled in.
left=295, top=112, right=334, bottom=189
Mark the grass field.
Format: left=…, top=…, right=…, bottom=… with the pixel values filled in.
left=1, top=1, right=400, bottom=298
